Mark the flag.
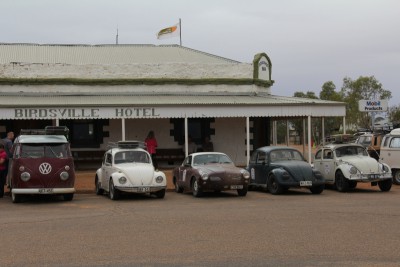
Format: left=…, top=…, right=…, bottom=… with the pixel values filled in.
left=157, top=22, right=180, bottom=40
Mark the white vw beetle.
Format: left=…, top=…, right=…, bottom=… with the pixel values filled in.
left=313, top=143, right=392, bottom=192
left=95, top=141, right=167, bottom=200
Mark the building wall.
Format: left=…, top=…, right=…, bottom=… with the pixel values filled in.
left=213, top=117, right=247, bottom=166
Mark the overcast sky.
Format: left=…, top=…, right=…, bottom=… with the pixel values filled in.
left=2, top=0, right=399, bottom=105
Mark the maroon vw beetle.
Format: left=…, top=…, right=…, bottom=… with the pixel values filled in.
left=7, top=126, right=76, bottom=203
left=173, top=152, right=250, bottom=197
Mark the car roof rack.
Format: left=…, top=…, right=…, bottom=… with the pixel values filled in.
left=108, top=141, right=146, bottom=149
left=20, top=126, right=69, bottom=136
left=355, top=124, right=394, bottom=136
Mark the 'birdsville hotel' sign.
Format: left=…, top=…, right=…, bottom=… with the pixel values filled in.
left=358, top=100, right=388, bottom=112
left=4, top=107, right=161, bottom=119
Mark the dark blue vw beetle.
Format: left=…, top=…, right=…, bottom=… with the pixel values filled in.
left=247, top=146, right=325, bottom=194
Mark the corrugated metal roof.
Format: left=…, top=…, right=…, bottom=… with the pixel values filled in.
left=0, top=43, right=239, bottom=64
left=0, top=93, right=344, bottom=106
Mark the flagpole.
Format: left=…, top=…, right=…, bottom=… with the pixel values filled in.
left=179, top=18, right=182, bottom=46
left=116, top=26, right=119, bottom=45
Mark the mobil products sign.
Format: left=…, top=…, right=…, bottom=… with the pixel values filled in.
left=358, top=100, right=388, bottom=112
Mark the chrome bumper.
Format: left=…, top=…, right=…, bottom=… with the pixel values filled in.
left=115, top=186, right=166, bottom=193
left=348, top=173, right=392, bottom=182
left=12, top=188, right=76, bottom=194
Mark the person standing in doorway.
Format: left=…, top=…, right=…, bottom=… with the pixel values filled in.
left=202, top=137, right=214, bottom=152
left=2, top=131, right=14, bottom=179
left=0, top=143, right=7, bottom=198
left=2, top=131, right=14, bottom=158
left=145, top=131, right=158, bottom=169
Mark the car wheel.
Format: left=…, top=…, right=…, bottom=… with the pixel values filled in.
left=192, top=179, right=203, bottom=197
left=267, top=174, right=284, bottom=195
left=237, top=185, right=248, bottom=196
left=174, top=178, right=183, bottom=193
left=309, top=185, right=324, bottom=194
left=109, top=179, right=120, bottom=200
left=335, top=170, right=349, bottom=192
left=63, top=193, right=74, bottom=201
left=95, top=176, right=104, bottom=195
left=153, top=189, right=166, bottom=198
left=378, top=179, right=392, bottom=192
left=393, top=170, right=400, bottom=185
left=348, top=180, right=357, bottom=189
left=11, top=191, right=22, bottom=203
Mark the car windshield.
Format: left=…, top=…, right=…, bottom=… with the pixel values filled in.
left=114, top=151, right=150, bottom=164
left=18, top=143, right=69, bottom=158
left=270, top=149, right=304, bottom=162
left=193, top=154, right=233, bottom=165
left=335, top=146, right=368, bottom=157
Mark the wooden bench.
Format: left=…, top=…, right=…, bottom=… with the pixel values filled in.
left=154, top=148, right=185, bottom=165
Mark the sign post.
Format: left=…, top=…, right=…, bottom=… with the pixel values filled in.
left=358, top=99, right=388, bottom=129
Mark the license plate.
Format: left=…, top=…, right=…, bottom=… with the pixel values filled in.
left=370, top=174, right=379, bottom=179
left=138, top=187, right=150, bottom=192
left=38, top=188, right=54, bottom=194
left=230, top=185, right=243, bottom=189
left=300, top=181, right=312, bottom=186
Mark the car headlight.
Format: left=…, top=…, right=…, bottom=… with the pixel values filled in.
left=380, top=164, right=390, bottom=172
left=21, top=172, right=31, bottom=182
left=282, top=170, right=290, bottom=179
left=155, top=176, right=164, bottom=183
left=60, top=171, right=69, bottom=181
left=119, top=176, right=127, bottom=184
left=241, top=169, right=250, bottom=179
left=349, top=166, right=358, bottom=175
left=198, top=169, right=209, bottom=180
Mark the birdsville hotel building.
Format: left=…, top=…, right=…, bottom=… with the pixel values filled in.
left=0, top=43, right=346, bottom=167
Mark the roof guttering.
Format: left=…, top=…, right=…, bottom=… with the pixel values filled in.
left=0, top=78, right=274, bottom=87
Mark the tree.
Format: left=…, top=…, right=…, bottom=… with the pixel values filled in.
left=291, top=91, right=319, bottom=145
left=320, top=81, right=343, bottom=101
left=320, top=81, right=343, bottom=135
left=389, top=104, right=400, bottom=128
left=341, top=76, right=391, bottom=130
left=293, top=91, right=318, bottom=99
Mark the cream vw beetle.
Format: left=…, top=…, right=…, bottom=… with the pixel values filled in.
left=95, top=141, right=167, bottom=200
left=313, top=143, right=392, bottom=192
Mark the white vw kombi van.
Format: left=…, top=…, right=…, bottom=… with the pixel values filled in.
left=380, top=128, right=400, bottom=185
